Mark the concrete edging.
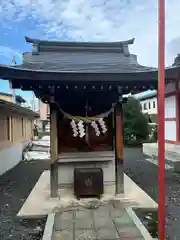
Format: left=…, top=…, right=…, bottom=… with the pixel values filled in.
left=42, top=213, right=55, bottom=240
left=125, top=207, right=158, bottom=240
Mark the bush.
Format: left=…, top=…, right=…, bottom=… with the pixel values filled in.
left=124, top=139, right=142, bottom=147
left=123, top=97, right=149, bottom=145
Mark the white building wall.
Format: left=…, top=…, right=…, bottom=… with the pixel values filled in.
left=165, top=82, right=176, bottom=94
left=140, top=97, right=157, bottom=115
left=165, top=82, right=177, bottom=142
left=165, top=121, right=176, bottom=141
left=165, top=96, right=176, bottom=118
left=139, top=82, right=177, bottom=142
left=0, top=141, right=29, bottom=176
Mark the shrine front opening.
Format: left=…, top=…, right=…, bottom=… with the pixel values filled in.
left=55, top=91, right=114, bottom=153
left=48, top=83, right=126, bottom=197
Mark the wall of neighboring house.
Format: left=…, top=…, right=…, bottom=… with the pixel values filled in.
left=137, top=83, right=179, bottom=143
left=165, top=82, right=179, bottom=143
left=0, top=108, right=34, bottom=175
left=140, top=97, right=157, bottom=115
left=39, top=100, right=50, bottom=130
left=39, top=100, right=49, bottom=120
left=0, top=94, right=12, bottom=103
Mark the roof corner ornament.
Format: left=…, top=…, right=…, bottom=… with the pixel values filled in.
left=25, top=36, right=39, bottom=44
left=25, top=36, right=30, bottom=42
left=130, top=37, right=135, bottom=44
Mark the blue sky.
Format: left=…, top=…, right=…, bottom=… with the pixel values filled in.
left=0, top=0, right=180, bottom=102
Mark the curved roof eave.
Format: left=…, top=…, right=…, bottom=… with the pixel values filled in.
left=0, top=64, right=179, bottom=83
left=0, top=63, right=158, bottom=74
left=25, top=36, right=135, bottom=47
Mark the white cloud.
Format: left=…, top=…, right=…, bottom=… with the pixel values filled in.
left=0, top=0, right=180, bottom=67
left=0, top=46, right=22, bottom=63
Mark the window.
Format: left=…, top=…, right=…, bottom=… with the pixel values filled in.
left=153, top=101, right=156, bottom=108
left=144, top=103, right=147, bottom=110
left=148, top=102, right=151, bottom=109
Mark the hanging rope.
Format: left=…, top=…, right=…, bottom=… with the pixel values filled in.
left=54, top=101, right=113, bottom=123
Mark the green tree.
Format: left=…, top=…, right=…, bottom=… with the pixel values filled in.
left=123, top=97, right=149, bottom=145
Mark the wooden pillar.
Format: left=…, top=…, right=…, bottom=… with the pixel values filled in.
left=114, top=102, right=124, bottom=194
left=50, top=100, right=58, bottom=198
left=112, top=104, right=115, bottom=151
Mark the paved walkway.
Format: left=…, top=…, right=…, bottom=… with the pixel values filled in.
left=53, top=200, right=144, bottom=240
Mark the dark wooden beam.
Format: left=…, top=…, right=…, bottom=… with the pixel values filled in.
left=11, top=80, right=158, bottom=92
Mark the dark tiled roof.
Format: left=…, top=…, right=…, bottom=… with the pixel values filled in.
left=13, top=61, right=156, bottom=73
left=0, top=37, right=179, bottom=88
left=21, top=36, right=156, bottom=73
left=0, top=99, right=39, bottom=118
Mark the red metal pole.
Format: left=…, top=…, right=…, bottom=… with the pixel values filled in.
left=158, top=0, right=165, bottom=239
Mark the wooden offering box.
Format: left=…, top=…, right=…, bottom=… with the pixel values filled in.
left=74, top=167, right=103, bottom=199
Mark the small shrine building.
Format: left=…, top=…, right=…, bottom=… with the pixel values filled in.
left=0, top=36, right=179, bottom=197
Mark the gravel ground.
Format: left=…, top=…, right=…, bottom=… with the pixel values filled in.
left=0, top=160, right=49, bottom=240
left=1, top=148, right=180, bottom=239
left=133, top=208, right=158, bottom=238
left=124, top=147, right=180, bottom=240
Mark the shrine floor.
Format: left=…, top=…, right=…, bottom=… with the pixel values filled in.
left=52, top=200, right=145, bottom=240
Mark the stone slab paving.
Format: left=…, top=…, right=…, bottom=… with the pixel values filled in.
left=53, top=200, right=144, bottom=240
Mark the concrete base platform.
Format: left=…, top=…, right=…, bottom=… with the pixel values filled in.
left=17, top=171, right=157, bottom=218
